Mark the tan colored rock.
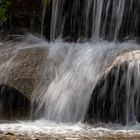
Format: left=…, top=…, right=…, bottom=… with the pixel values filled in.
left=107, top=50, right=140, bottom=72
left=0, top=46, right=48, bottom=99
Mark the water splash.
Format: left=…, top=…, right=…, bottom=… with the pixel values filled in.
left=1, top=119, right=140, bottom=139
left=0, top=1, right=140, bottom=125
left=0, top=34, right=140, bottom=125
left=32, top=39, right=140, bottom=123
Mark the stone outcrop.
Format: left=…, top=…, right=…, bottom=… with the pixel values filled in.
left=0, top=43, right=52, bottom=120
left=0, top=85, right=30, bottom=120
left=107, top=50, right=140, bottom=72
left=0, top=46, right=48, bottom=99
left=86, top=50, right=140, bottom=124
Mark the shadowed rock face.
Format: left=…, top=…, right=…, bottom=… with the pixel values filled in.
left=0, top=45, right=51, bottom=120
left=86, top=50, right=140, bottom=125
left=0, top=85, right=30, bottom=120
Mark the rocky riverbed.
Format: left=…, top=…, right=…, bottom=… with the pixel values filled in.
left=0, top=121, right=140, bottom=140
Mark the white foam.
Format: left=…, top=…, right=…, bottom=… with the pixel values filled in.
left=0, top=120, right=140, bottom=137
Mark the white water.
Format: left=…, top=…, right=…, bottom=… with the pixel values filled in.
left=1, top=120, right=140, bottom=139
left=0, top=36, right=140, bottom=139
left=50, top=0, right=140, bottom=41
left=0, top=33, right=139, bottom=126
left=31, top=38, right=140, bottom=123
left=0, top=1, right=140, bottom=138
left=36, top=0, right=140, bottom=124
left=1, top=34, right=140, bottom=124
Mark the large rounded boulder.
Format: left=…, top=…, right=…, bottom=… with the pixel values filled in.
left=86, top=50, right=140, bottom=125
left=0, top=46, right=49, bottom=99
left=0, top=44, right=49, bottom=120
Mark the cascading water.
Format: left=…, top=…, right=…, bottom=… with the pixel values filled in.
left=86, top=50, right=140, bottom=125
left=0, top=0, right=139, bottom=129
left=32, top=40, right=140, bottom=124
left=29, top=0, right=140, bottom=125
left=1, top=0, right=140, bottom=139
left=50, top=0, right=140, bottom=41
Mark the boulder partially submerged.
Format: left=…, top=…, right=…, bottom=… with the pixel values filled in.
left=86, top=50, right=140, bottom=124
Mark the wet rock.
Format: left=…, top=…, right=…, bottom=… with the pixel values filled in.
left=0, top=46, right=48, bottom=99
left=0, top=45, right=50, bottom=120
left=0, top=85, right=30, bottom=120
left=86, top=50, right=140, bottom=124
left=0, top=134, right=16, bottom=140
left=0, top=40, right=68, bottom=118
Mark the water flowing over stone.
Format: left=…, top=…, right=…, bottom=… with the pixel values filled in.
left=86, top=50, right=140, bottom=125
left=50, top=0, right=140, bottom=41
left=31, top=0, right=140, bottom=124
left=0, top=35, right=49, bottom=99
left=32, top=41, right=140, bottom=123
left=0, top=0, right=140, bottom=127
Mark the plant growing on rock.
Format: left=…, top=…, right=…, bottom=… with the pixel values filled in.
left=0, top=0, right=11, bottom=22
left=42, top=0, right=51, bottom=7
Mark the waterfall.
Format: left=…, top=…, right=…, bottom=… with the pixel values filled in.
left=50, top=0, right=140, bottom=41
left=0, top=0, right=140, bottom=125
left=50, top=0, right=65, bottom=41
left=32, top=40, right=140, bottom=123
left=41, top=4, right=46, bottom=37
left=29, top=0, right=140, bottom=124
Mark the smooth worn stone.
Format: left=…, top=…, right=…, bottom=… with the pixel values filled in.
left=86, top=50, right=140, bottom=124
left=0, top=46, right=48, bottom=99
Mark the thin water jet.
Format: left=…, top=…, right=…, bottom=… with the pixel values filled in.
left=50, top=0, right=140, bottom=41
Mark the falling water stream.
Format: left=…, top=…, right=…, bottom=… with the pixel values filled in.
left=0, top=0, right=140, bottom=139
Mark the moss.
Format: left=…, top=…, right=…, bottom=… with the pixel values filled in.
left=0, top=0, right=11, bottom=22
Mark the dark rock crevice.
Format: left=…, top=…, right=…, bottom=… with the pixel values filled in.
left=86, top=61, right=140, bottom=125
left=0, top=85, right=30, bottom=120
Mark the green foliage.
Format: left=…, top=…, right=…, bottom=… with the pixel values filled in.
left=42, top=0, right=50, bottom=7
left=0, top=0, right=11, bottom=22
